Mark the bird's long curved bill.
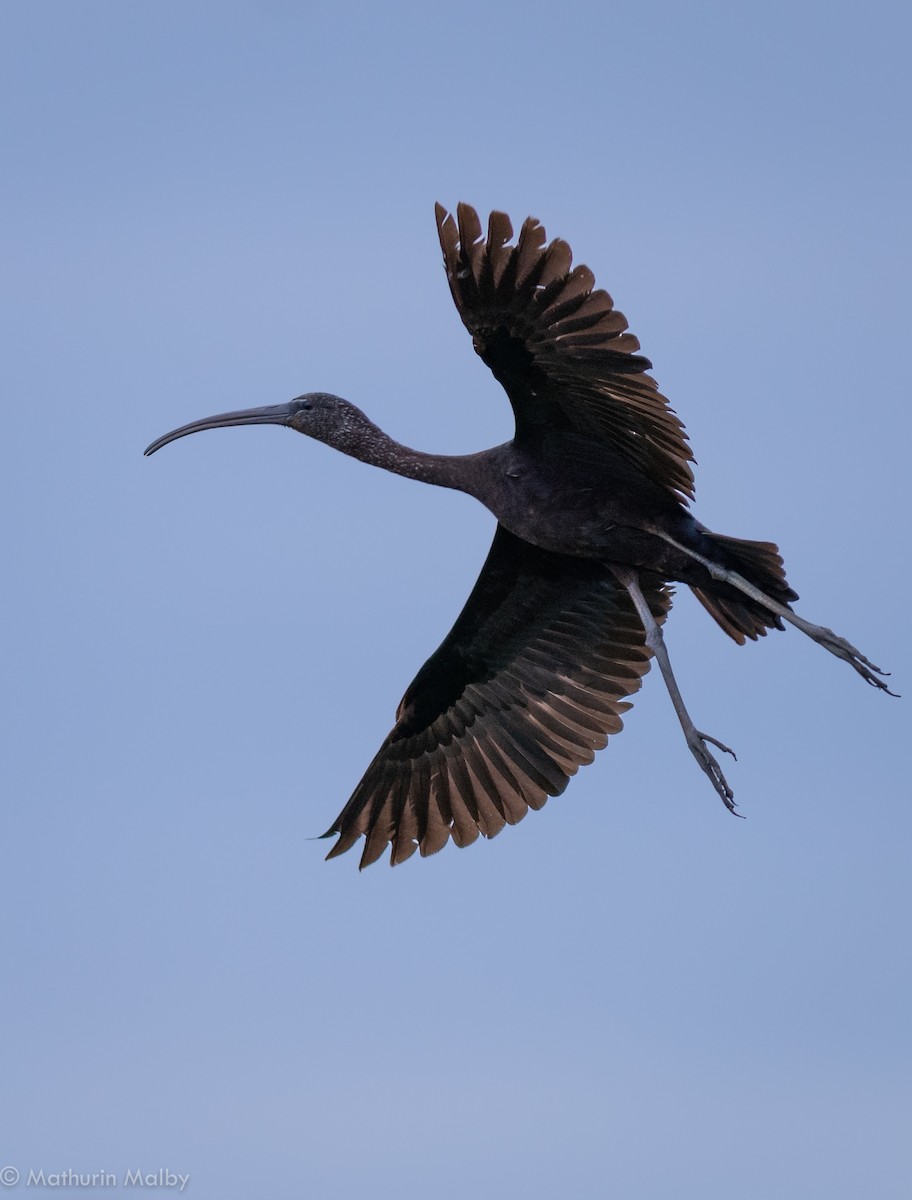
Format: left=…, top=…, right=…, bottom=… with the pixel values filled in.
left=144, top=402, right=299, bottom=456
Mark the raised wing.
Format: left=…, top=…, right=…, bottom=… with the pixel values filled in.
left=322, top=526, right=671, bottom=868
left=436, top=202, right=695, bottom=503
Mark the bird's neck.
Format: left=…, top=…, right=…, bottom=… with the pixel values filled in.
left=334, top=418, right=471, bottom=492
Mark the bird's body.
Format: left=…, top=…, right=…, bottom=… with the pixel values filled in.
left=464, top=435, right=678, bottom=559
left=145, top=203, right=893, bottom=868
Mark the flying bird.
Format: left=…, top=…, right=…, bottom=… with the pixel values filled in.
left=145, top=203, right=893, bottom=868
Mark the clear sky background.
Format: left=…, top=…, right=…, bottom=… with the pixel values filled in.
left=2, top=2, right=909, bottom=1197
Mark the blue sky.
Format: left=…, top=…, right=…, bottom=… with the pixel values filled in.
left=2, top=2, right=909, bottom=1197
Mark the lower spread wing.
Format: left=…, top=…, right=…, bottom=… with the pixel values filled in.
left=322, top=526, right=672, bottom=868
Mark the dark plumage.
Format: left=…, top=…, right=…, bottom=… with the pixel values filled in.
left=145, top=203, right=893, bottom=868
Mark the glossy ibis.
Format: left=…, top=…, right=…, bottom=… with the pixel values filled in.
left=145, top=203, right=893, bottom=868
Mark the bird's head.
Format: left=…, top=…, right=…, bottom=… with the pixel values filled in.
left=143, top=392, right=371, bottom=457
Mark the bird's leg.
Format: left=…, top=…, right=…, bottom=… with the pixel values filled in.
left=613, top=567, right=739, bottom=814
left=656, top=532, right=898, bottom=696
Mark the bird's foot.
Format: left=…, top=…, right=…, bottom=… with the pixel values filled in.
left=687, top=728, right=741, bottom=817
left=803, top=624, right=899, bottom=696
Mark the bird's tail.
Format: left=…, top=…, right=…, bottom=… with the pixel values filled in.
left=692, top=531, right=799, bottom=644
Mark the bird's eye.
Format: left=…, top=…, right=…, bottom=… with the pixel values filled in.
left=299, top=398, right=314, bottom=411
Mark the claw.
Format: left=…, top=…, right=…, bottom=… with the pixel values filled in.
left=698, top=731, right=737, bottom=760
left=687, top=728, right=743, bottom=817
left=811, top=626, right=900, bottom=697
